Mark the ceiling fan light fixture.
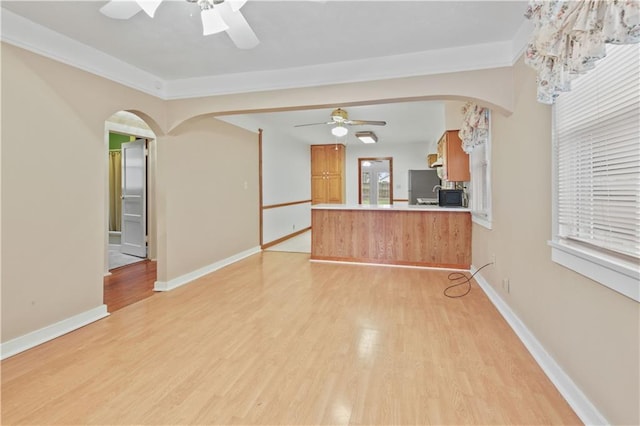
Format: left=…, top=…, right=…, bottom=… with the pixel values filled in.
left=201, top=7, right=229, bottom=35
left=228, top=0, right=248, bottom=12
left=356, top=131, right=378, bottom=144
left=331, top=125, right=348, bottom=137
left=136, top=0, right=162, bottom=17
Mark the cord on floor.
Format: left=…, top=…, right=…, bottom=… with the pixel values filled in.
left=443, top=262, right=493, bottom=298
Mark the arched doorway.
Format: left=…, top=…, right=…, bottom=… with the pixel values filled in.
left=103, top=110, right=158, bottom=312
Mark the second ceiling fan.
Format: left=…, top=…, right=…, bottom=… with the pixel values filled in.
left=100, top=0, right=259, bottom=49
left=294, top=108, right=387, bottom=137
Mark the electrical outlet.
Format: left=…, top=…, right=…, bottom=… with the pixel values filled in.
left=502, top=278, right=510, bottom=294
left=491, top=253, right=496, bottom=266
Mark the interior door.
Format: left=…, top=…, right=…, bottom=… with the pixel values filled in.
left=121, top=139, right=147, bottom=258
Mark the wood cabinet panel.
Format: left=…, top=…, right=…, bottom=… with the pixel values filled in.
left=310, top=145, right=328, bottom=176
left=438, top=130, right=470, bottom=182
left=311, top=209, right=471, bottom=269
left=311, top=144, right=345, bottom=204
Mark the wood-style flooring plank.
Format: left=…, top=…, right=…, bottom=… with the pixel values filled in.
left=103, top=260, right=157, bottom=312
left=2, top=252, right=581, bottom=425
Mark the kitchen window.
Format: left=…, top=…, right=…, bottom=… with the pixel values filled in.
left=551, top=43, right=640, bottom=302
left=469, top=113, right=492, bottom=229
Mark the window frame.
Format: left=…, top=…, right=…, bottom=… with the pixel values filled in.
left=549, top=45, right=640, bottom=302
left=469, top=115, right=492, bottom=230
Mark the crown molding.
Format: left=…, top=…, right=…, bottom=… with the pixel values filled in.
left=0, top=9, right=166, bottom=98
left=511, top=18, right=534, bottom=62
left=164, top=40, right=515, bottom=99
left=1, top=8, right=526, bottom=101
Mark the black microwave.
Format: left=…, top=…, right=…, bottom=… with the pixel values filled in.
left=438, top=189, right=465, bottom=207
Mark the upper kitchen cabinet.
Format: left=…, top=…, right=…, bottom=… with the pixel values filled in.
left=437, top=130, right=470, bottom=182
left=311, top=144, right=345, bottom=204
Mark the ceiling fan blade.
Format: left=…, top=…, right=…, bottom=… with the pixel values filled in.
left=218, top=2, right=260, bottom=49
left=99, top=0, right=143, bottom=20
left=137, top=0, right=163, bottom=18
left=228, top=0, right=248, bottom=12
left=294, top=122, right=334, bottom=127
left=347, top=120, right=387, bottom=126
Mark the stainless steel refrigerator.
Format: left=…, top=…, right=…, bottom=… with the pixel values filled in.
left=408, top=169, right=440, bottom=205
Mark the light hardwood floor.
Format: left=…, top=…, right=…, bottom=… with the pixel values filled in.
left=1, top=252, right=581, bottom=425
left=104, top=259, right=157, bottom=312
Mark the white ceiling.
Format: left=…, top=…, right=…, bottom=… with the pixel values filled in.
left=220, top=100, right=447, bottom=147
left=2, top=1, right=528, bottom=81
left=1, top=0, right=530, bottom=146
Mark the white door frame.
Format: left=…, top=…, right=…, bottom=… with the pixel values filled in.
left=120, top=139, right=147, bottom=258
left=104, top=119, right=156, bottom=276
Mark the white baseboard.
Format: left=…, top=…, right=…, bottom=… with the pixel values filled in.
left=154, top=246, right=261, bottom=292
left=471, top=266, right=609, bottom=426
left=0, top=304, right=110, bottom=360
left=310, top=258, right=468, bottom=272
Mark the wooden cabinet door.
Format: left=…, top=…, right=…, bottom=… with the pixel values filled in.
left=325, top=144, right=344, bottom=175
left=325, top=175, right=343, bottom=204
left=311, top=144, right=345, bottom=204
left=311, top=175, right=327, bottom=204
left=438, top=131, right=469, bottom=182
left=445, top=131, right=470, bottom=182
left=311, top=145, right=328, bottom=176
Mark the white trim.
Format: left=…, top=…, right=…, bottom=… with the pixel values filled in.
left=0, top=9, right=165, bottom=98
left=0, top=305, right=109, bottom=360
left=511, top=19, right=533, bottom=63
left=471, top=266, right=609, bottom=426
left=1, top=8, right=518, bottom=100
left=549, top=241, right=640, bottom=302
left=472, top=214, right=492, bottom=230
left=164, top=41, right=515, bottom=100
left=310, top=259, right=469, bottom=273
left=106, top=121, right=156, bottom=140
left=154, top=246, right=261, bottom=291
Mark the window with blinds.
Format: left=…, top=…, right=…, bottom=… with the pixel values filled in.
left=469, top=115, right=492, bottom=229
left=552, top=43, right=639, bottom=300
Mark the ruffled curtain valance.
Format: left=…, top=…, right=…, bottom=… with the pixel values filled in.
left=458, top=102, right=489, bottom=154
left=525, top=0, right=640, bottom=104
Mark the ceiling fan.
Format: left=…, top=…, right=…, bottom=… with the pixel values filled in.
left=99, top=0, right=259, bottom=49
left=294, top=108, right=387, bottom=137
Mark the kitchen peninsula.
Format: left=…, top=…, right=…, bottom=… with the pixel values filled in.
left=311, top=204, right=471, bottom=269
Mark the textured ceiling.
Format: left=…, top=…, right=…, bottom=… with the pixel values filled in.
left=1, top=1, right=528, bottom=80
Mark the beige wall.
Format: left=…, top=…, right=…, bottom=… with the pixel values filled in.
left=0, top=43, right=258, bottom=341
left=444, top=100, right=466, bottom=130
left=159, top=116, right=259, bottom=281
left=166, top=66, right=516, bottom=131
left=3, top=39, right=637, bottom=424
left=473, top=57, right=640, bottom=425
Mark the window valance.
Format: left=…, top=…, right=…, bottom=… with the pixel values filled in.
left=525, top=0, right=640, bottom=104
left=459, top=102, right=489, bottom=154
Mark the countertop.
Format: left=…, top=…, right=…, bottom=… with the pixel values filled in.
left=311, top=204, right=471, bottom=213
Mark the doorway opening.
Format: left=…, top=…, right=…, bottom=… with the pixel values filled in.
left=358, top=157, right=393, bottom=205
left=104, top=111, right=157, bottom=312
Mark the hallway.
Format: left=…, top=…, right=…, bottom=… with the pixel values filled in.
left=104, top=260, right=157, bottom=312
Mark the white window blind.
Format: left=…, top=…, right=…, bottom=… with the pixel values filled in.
left=554, top=43, right=640, bottom=260
left=469, top=114, right=491, bottom=228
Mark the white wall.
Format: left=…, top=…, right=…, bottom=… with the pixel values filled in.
left=345, top=140, right=442, bottom=205
left=262, top=128, right=311, bottom=244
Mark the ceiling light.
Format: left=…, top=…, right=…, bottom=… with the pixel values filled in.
left=137, top=0, right=162, bottom=18
left=331, top=125, right=348, bottom=137
left=201, top=6, right=229, bottom=35
left=356, top=131, right=378, bottom=144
